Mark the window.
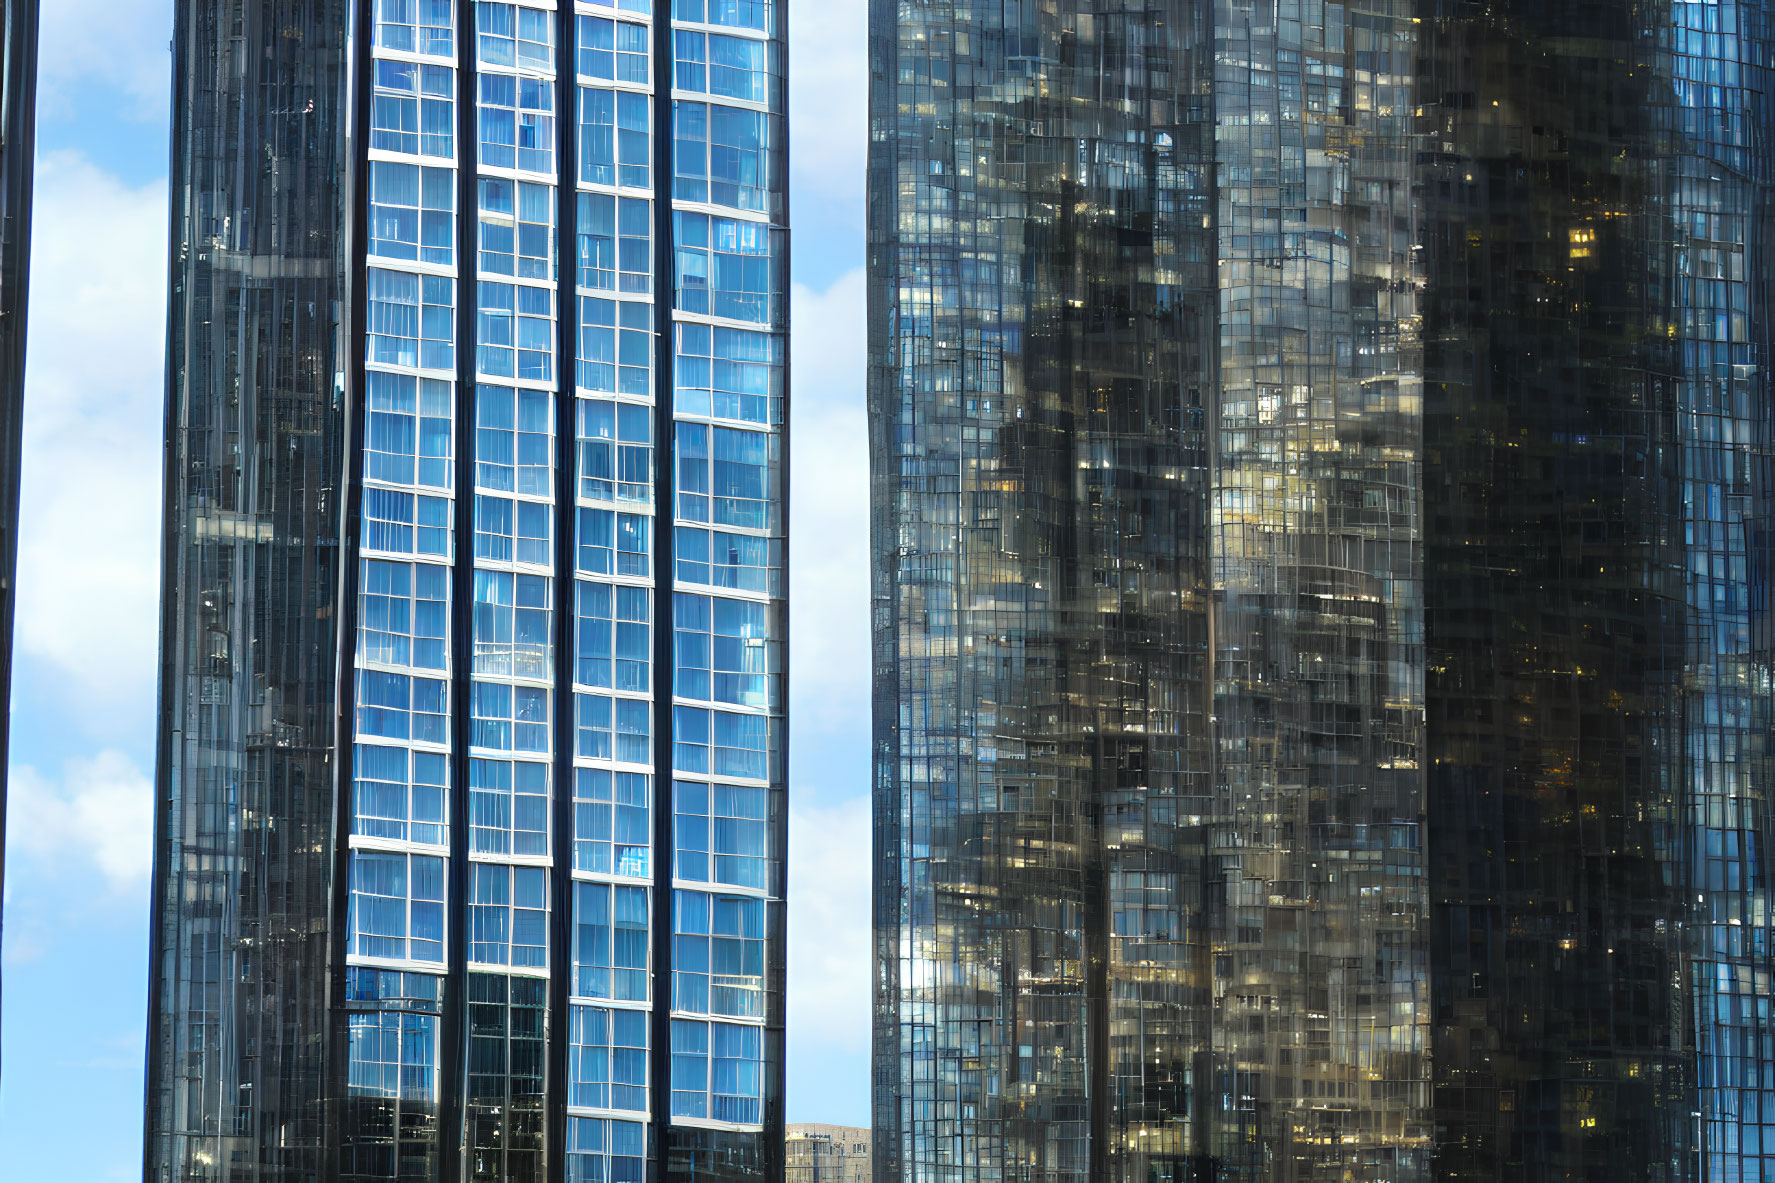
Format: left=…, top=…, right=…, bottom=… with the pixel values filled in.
left=375, top=0, right=454, bottom=56
left=472, top=569, right=552, bottom=678
left=478, top=178, right=554, bottom=280
left=578, top=297, right=652, bottom=395
left=573, top=881, right=649, bottom=1001
left=672, top=706, right=766, bottom=779
left=575, top=769, right=650, bottom=876
left=569, top=1006, right=648, bottom=1111
left=372, top=60, right=455, bottom=158
left=477, top=281, right=555, bottom=381
left=577, top=581, right=651, bottom=691
left=669, top=1020, right=761, bottom=1123
left=478, top=2, right=553, bottom=69
left=577, top=508, right=651, bottom=578
left=366, top=371, right=453, bottom=488
left=368, top=269, right=455, bottom=371
left=348, top=1009, right=438, bottom=1103
left=672, top=890, right=764, bottom=1019
left=673, top=103, right=774, bottom=214
left=674, top=526, right=780, bottom=595
left=674, top=0, right=768, bottom=31
left=577, top=193, right=650, bottom=294
left=566, top=1119, right=645, bottom=1183
left=578, top=17, right=649, bottom=83
left=475, top=493, right=552, bottom=565
left=468, top=863, right=548, bottom=967
left=349, top=851, right=446, bottom=962
left=677, top=423, right=775, bottom=529
left=578, top=399, right=653, bottom=503
left=370, top=161, right=454, bottom=266
left=674, top=323, right=780, bottom=423
left=358, top=670, right=449, bottom=744
left=674, top=780, right=767, bottom=889
left=674, top=592, right=772, bottom=707
left=471, top=680, right=550, bottom=752
left=579, top=88, right=650, bottom=188
left=673, top=212, right=778, bottom=322
left=575, top=693, right=651, bottom=763
left=361, top=558, right=449, bottom=670
left=354, top=743, right=449, bottom=846
left=477, top=384, right=553, bottom=496
left=470, top=758, right=550, bottom=856
left=365, top=487, right=452, bottom=558
left=480, top=73, right=556, bottom=172
left=674, top=30, right=772, bottom=104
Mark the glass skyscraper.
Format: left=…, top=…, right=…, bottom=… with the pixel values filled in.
left=870, top=1, right=1775, bottom=1180
left=144, top=2, right=786, bottom=1180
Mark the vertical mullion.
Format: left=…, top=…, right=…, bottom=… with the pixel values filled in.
left=547, top=2, right=580, bottom=1181
left=648, top=0, right=678, bottom=1169
left=443, top=2, right=482, bottom=1179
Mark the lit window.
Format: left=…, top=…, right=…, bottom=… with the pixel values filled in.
left=673, top=780, right=766, bottom=889
left=576, top=580, right=651, bottom=691
left=479, top=73, right=556, bottom=173
left=478, top=178, right=555, bottom=280
left=361, top=558, right=449, bottom=670
left=364, top=486, right=452, bottom=559
left=672, top=889, right=764, bottom=1018
left=372, top=59, right=455, bottom=158
left=574, top=769, right=651, bottom=876
left=673, top=322, right=780, bottom=424
left=368, top=268, right=455, bottom=371
left=374, top=0, right=455, bottom=56
left=575, top=693, right=651, bottom=763
left=370, top=161, right=454, bottom=266
left=578, top=398, right=653, bottom=503
left=472, top=568, right=552, bottom=679
left=576, top=193, right=650, bottom=294
left=366, top=371, right=453, bottom=489
left=475, top=493, right=553, bottom=565
left=577, top=507, right=651, bottom=577
left=471, top=679, right=550, bottom=752
left=569, top=1006, right=649, bottom=1111
left=476, top=384, right=553, bottom=496
left=349, top=851, right=446, bottom=962
left=354, top=743, right=449, bottom=846
left=579, top=87, right=650, bottom=188
left=357, top=669, right=449, bottom=744
left=469, top=758, right=550, bottom=856
left=468, top=863, right=548, bottom=967
left=573, top=881, right=650, bottom=1001
left=673, top=102, right=774, bottom=214
left=673, top=591, right=772, bottom=708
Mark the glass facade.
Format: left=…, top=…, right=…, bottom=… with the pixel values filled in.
left=148, top=2, right=786, bottom=1179
left=871, top=1, right=1775, bottom=1181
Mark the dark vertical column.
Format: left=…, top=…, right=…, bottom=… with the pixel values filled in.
left=547, top=3, right=580, bottom=1179
left=0, top=0, right=39, bottom=1087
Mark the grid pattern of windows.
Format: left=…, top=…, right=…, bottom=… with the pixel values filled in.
left=576, top=507, right=650, bottom=577
left=370, top=161, right=455, bottom=265
left=469, top=758, right=550, bottom=856
left=575, top=770, right=651, bottom=877
left=566, top=1118, right=645, bottom=1183
left=366, top=371, right=454, bottom=488
left=577, top=581, right=652, bottom=691
left=362, top=559, right=450, bottom=670
left=575, top=693, right=651, bottom=763
left=375, top=0, right=455, bottom=56
left=673, top=322, right=779, bottom=424
left=578, top=297, right=652, bottom=394
left=372, top=59, right=455, bottom=158
left=349, top=851, right=446, bottom=963
left=673, top=591, right=771, bottom=708
left=577, top=193, right=651, bottom=294
left=355, top=744, right=450, bottom=846
left=578, top=398, right=653, bottom=503
left=668, top=1020, right=761, bottom=1124
left=671, top=890, right=764, bottom=1018
left=673, top=780, right=765, bottom=889
left=569, top=1006, right=649, bottom=1112
left=368, top=269, right=455, bottom=371
left=578, top=16, right=650, bottom=83
left=579, top=87, right=650, bottom=188
left=472, top=568, right=551, bottom=678
left=467, top=863, right=548, bottom=966
left=478, top=178, right=555, bottom=279
left=572, top=882, right=649, bottom=1001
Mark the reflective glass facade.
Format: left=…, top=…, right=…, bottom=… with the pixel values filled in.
left=870, top=1, right=1775, bottom=1181
left=147, top=2, right=786, bottom=1179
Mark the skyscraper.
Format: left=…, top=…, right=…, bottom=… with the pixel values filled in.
left=144, top=2, right=787, bottom=1180
left=870, top=1, right=1775, bottom=1180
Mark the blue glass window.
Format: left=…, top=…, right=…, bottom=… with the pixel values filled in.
left=673, top=0, right=769, bottom=31
left=578, top=398, right=652, bottom=503
left=349, top=851, right=446, bottom=962
left=669, top=1020, right=762, bottom=1123
left=573, top=881, right=649, bottom=1001
left=468, top=863, right=548, bottom=967
left=357, top=670, right=449, bottom=744
left=477, top=281, right=554, bottom=381
left=374, top=0, right=454, bottom=57
left=674, top=322, right=780, bottom=424
left=365, top=487, right=452, bottom=558
left=472, top=569, right=552, bottom=678
left=674, top=30, right=771, bottom=104
left=366, top=371, right=453, bottom=488
left=579, top=88, right=650, bottom=188
left=577, top=297, right=651, bottom=395
left=368, top=269, right=455, bottom=371
left=674, top=526, right=780, bottom=595
left=673, top=780, right=767, bottom=889
left=577, top=581, right=651, bottom=691
left=574, top=693, right=651, bottom=763
left=478, top=1, right=554, bottom=69
left=566, top=1119, right=645, bottom=1183
left=347, top=1010, right=439, bottom=1103
left=575, top=769, right=651, bottom=876
left=474, top=493, right=552, bottom=565
left=673, top=592, right=772, bottom=708
left=370, top=161, right=454, bottom=266
left=673, top=102, right=773, bottom=214
left=672, top=890, right=765, bottom=1018
left=673, top=212, right=779, bottom=322
left=361, top=558, right=449, bottom=670
left=577, top=193, right=650, bottom=294
left=471, top=679, right=550, bottom=752
left=372, top=60, right=455, bottom=158
left=676, top=422, right=776, bottom=529
left=478, top=178, right=555, bottom=280
left=671, top=706, right=766, bottom=779
left=578, top=16, right=649, bottom=83
left=354, top=743, right=449, bottom=846
left=477, top=384, right=552, bottom=496
left=569, top=1006, right=649, bottom=1111
left=576, top=508, right=650, bottom=577
left=479, top=73, right=555, bottom=172
left=469, top=758, right=550, bottom=856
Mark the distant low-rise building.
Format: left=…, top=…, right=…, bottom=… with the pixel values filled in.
left=786, top=1124, right=869, bottom=1183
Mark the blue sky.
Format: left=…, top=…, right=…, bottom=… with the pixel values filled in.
left=0, top=2, right=870, bottom=1176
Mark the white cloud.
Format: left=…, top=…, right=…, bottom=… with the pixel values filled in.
left=788, top=0, right=866, bottom=208
left=15, top=152, right=168, bottom=714
left=789, top=269, right=870, bottom=740
left=787, top=793, right=871, bottom=1061
left=38, top=0, right=172, bottom=123
left=7, top=749, right=154, bottom=888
